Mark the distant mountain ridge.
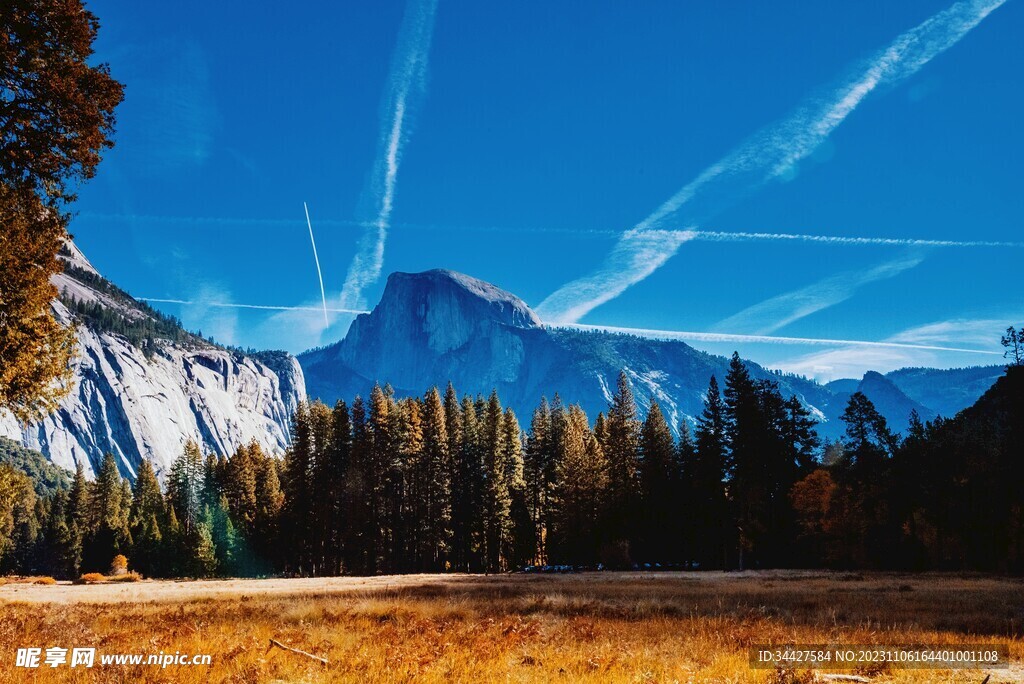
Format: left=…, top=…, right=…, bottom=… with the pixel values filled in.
left=0, top=242, right=306, bottom=480
left=300, top=269, right=1003, bottom=441
left=7, top=256, right=996, bottom=479
left=883, top=365, right=1006, bottom=418
left=827, top=371, right=935, bottom=435
left=298, top=270, right=941, bottom=439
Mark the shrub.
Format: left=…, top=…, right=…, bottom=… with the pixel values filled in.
left=110, top=554, right=128, bottom=576
left=107, top=571, right=141, bottom=583
left=77, top=573, right=107, bottom=584
left=6, top=576, right=55, bottom=585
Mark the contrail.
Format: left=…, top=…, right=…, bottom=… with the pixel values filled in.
left=304, top=202, right=330, bottom=327
left=139, top=298, right=369, bottom=315
left=689, top=230, right=1024, bottom=249
left=564, top=323, right=1002, bottom=356
left=77, top=211, right=1024, bottom=248
left=138, top=295, right=1000, bottom=358
left=338, top=0, right=438, bottom=314
left=537, top=0, right=1007, bottom=325
left=712, top=251, right=927, bottom=335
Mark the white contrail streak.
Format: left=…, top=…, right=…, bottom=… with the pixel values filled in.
left=139, top=295, right=999, bottom=358
left=689, top=230, right=1024, bottom=249
left=564, top=323, right=1002, bottom=356
left=77, top=212, right=1024, bottom=248
left=139, top=298, right=369, bottom=315
left=537, top=0, right=1007, bottom=325
left=338, top=0, right=438, bottom=313
left=539, top=229, right=699, bottom=325
left=304, top=202, right=330, bottom=327
left=712, top=251, right=927, bottom=335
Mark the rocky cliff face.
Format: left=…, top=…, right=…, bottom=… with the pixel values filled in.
left=337, top=269, right=541, bottom=387
left=301, top=270, right=547, bottom=405
left=0, top=244, right=306, bottom=480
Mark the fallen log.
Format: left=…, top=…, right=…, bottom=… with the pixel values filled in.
left=267, top=638, right=329, bottom=665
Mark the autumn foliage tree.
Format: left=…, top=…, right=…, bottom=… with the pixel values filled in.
left=0, top=0, right=123, bottom=421
left=0, top=185, right=76, bottom=421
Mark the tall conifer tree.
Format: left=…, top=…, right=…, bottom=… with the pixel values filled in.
left=603, top=372, right=641, bottom=557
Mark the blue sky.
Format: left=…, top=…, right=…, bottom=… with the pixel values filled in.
left=70, top=0, right=1021, bottom=380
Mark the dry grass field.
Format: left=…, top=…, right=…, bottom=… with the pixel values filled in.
left=1, top=571, right=1022, bottom=683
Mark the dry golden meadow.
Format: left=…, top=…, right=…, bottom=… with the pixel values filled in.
left=1, top=571, right=1022, bottom=683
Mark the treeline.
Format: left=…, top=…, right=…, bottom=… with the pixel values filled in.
left=0, top=441, right=283, bottom=578
left=62, top=295, right=194, bottom=354
left=59, top=262, right=254, bottom=355
left=2, top=355, right=1022, bottom=578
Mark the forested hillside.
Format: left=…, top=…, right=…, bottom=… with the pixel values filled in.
left=0, top=437, right=69, bottom=497
left=3, top=355, right=1021, bottom=578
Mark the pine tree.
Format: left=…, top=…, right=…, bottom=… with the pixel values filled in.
left=638, top=401, right=679, bottom=562
left=841, top=392, right=898, bottom=462
left=1001, top=325, right=1023, bottom=366
left=88, top=453, right=124, bottom=531
left=480, top=391, right=511, bottom=572
left=835, top=392, right=899, bottom=567
left=723, top=353, right=760, bottom=569
left=692, top=375, right=730, bottom=568
left=524, top=398, right=552, bottom=565
left=365, top=384, right=394, bottom=573
left=224, top=441, right=258, bottom=540
left=206, top=497, right=240, bottom=575
left=502, top=408, right=531, bottom=569
left=549, top=405, right=607, bottom=565
left=129, top=459, right=165, bottom=577
left=306, top=400, right=333, bottom=575
left=323, top=401, right=352, bottom=575
left=419, top=387, right=452, bottom=571
left=540, top=395, right=568, bottom=564
left=783, top=395, right=820, bottom=472
left=675, top=420, right=697, bottom=562
left=39, top=490, right=74, bottom=578
left=344, top=395, right=371, bottom=573
left=0, top=465, right=38, bottom=573
left=189, top=520, right=218, bottom=578
left=162, top=505, right=184, bottom=576
left=593, top=411, right=609, bottom=453
left=83, top=453, right=130, bottom=571
left=391, top=397, right=421, bottom=571
left=281, top=401, right=314, bottom=574
left=64, top=462, right=88, bottom=575
left=252, top=444, right=283, bottom=572
left=451, top=394, right=483, bottom=571
left=201, top=452, right=225, bottom=510
left=118, top=477, right=133, bottom=537
left=167, top=440, right=205, bottom=538
left=441, top=383, right=463, bottom=570
left=603, top=372, right=641, bottom=559
left=750, top=379, right=801, bottom=568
